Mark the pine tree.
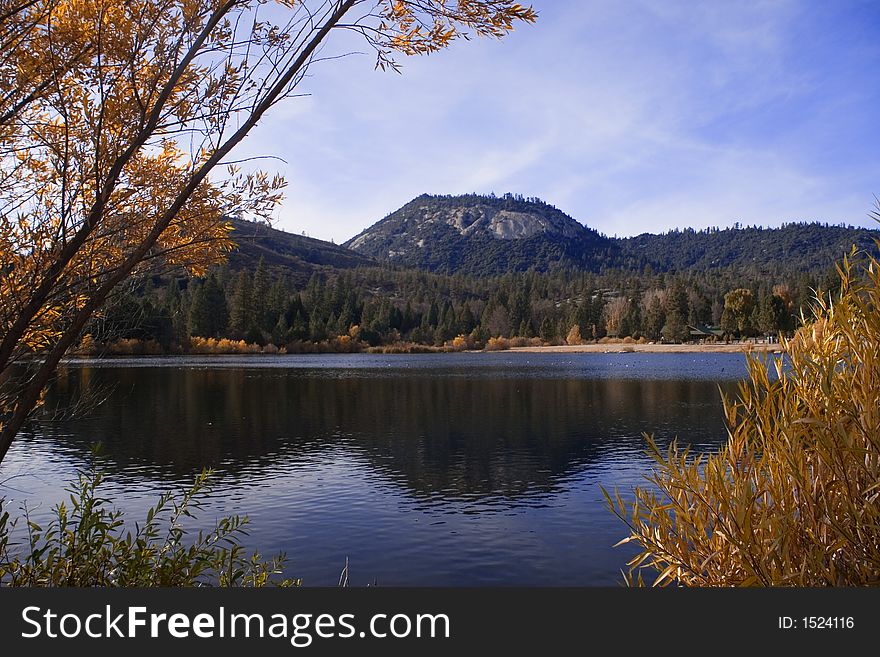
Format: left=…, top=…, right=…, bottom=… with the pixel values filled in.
left=539, top=317, right=555, bottom=342
left=162, top=279, right=187, bottom=344
left=272, top=313, right=289, bottom=346
left=189, top=276, right=228, bottom=338
left=309, top=312, right=327, bottom=342
left=756, top=293, right=789, bottom=338
left=644, top=297, right=665, bottom=341
left=252, top=257, right=271, bottom=331
left=458, top=302, right=477, bottom=334
left=229, top=270, right=253, bottom=337
left=290, top=310, right=309, bottom=341
left=427, top=301, right=439, bottom=328
left=267, top=280, right=288, bottom=331
left=623, top=301, right=642, bottom=339
left=661, top=309, right=689, bottom=343
left=403, top=300, right=417, bottom=333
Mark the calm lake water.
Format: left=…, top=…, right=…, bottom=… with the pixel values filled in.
left=2, top=352, right=758, bottom=586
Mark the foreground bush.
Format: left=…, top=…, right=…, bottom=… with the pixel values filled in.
left=0, top=467, right=297, bottom=587
left=607, top=249, right=880, bottom=586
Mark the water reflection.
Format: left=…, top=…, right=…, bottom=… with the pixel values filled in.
left=3, top=354, right=747, bottom=585
left=40, top=365, right=733, bottom=496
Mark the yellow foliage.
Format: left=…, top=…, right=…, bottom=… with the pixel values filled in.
left=485, top=336, right=510, bottom=351
left=0, top=0, right=536, bottom=365
left=450, top=334, right=475, bottom=351
left=607, top=247, right=880, bottom=586
left=330, top=334, right=360, bottom=353
left=188, top=337, right=261, bottom=355
left=565, top=324, right=582, bottom=345
left=74, top=333, right=97, bottom=356
left=377, top=1, right=537, bottom=67
left=0, top=0, right=536, bottom=461
left=1, top=0, right=288, bottom=369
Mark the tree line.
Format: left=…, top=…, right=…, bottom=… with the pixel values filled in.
left=84, top=257, right=830, bottom=353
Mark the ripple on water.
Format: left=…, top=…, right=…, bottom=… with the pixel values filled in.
left=3, top=354, right=740, bottom=585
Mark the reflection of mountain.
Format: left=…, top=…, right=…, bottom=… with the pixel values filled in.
left=40, top=365, right=734, bottom=499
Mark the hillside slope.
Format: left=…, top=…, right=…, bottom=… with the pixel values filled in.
left=228, top=218, right=375, bottom=275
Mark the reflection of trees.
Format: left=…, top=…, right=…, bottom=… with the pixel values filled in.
left=40, top=366, right=735, bottom=499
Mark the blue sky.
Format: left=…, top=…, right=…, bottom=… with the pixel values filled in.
left=235, top=0, right=880, bottom=243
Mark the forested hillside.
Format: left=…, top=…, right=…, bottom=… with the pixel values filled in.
left=228, top=218, right=374, bottom=279
left=78, top=196, right=877, bottom=355
left=344, top=193, right=877, bottom=277
left=619, top=223, right=878, bottom=275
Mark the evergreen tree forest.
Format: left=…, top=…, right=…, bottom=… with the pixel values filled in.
left=80, top=253, right=835, bottom=355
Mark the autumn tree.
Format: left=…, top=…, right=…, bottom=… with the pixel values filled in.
left=602, top=296, right=629, bottom=338
left=0, top=0, right=537, bottom=465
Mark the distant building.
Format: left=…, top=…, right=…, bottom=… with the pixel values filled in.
left=688, top=325, right=724, bottom=342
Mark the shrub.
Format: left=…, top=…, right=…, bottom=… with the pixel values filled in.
left=366, top=342, right=439, bottom=354
left=188, top=337, right=264, bottom=354
left=485, top=336, right=510, bottom=351
left=107, top=338, right=163, bottom=355
left=0, top=466, right=297, bottom=587
left=73, top=333, right=98, bottom=356
left=329, top=334, right=361, bottom=353
left=449, top=334, right=475, bottom=351
left=606, top=250, right=880, bottom=586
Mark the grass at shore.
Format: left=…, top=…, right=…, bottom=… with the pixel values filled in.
left=71, top=335, right=784, bottom=357
left=507, top=342, right=783, bottom=354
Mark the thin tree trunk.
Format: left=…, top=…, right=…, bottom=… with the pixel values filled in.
left=0, top=0, right=357, bottom=465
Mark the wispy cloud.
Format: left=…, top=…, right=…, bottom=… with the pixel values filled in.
left=232, top=0, right=880, bottom=242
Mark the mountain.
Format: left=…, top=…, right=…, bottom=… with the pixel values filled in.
left=344, top=193, right=618, bottom=276
left=228, top=218, right=374, bottom=276
left=225, top=197, right=879, bottom=280
left=344, top=194, right=878, bottom=277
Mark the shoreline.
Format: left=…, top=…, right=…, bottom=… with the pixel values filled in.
left=506, top=342, right=784, bottom=354
left=52, top=341, right=784, bottom=363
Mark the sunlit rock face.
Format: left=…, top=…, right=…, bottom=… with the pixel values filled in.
left=432, top=206, right=585, bottom=240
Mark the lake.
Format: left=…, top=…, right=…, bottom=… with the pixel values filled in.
left=1, top=352, right=757, bottom=586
